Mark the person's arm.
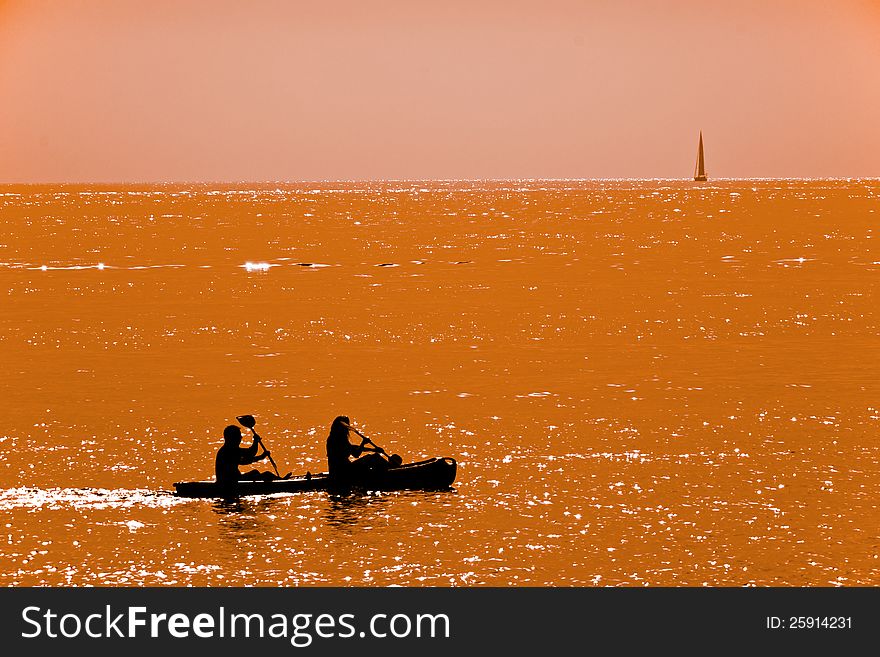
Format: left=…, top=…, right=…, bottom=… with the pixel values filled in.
left=239, top=438, right=265, bottom=465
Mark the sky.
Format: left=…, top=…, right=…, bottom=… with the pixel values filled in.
left=1, top=0, right=879, bottom=182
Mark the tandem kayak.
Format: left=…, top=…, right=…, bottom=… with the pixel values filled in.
left=173, top=457, right=457, bottom=498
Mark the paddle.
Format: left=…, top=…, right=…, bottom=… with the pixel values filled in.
left=236, top=414, right=282, bottom=478
left=340, top=421, right=403, bottom=467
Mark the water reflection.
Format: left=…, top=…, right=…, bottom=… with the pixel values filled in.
left=212, top=496, right=281, bottom=539
left=324, top=492, right=392, bottom=531
left=323, top=489, right=458, bottom=533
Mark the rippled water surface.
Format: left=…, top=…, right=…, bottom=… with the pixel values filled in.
left=0, top=180, right=878, bottom=586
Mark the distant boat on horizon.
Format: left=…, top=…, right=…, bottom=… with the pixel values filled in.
left=694, top=131, right=707, bottom=181
left=694, top=130, right=706, bottom=182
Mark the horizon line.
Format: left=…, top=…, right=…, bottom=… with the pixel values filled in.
left=1, top=176, right=879, bottom=186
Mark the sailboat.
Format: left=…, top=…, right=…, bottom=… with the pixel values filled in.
left=693, top=131, right=707, bottom=181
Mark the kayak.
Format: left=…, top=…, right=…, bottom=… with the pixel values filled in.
left=173, top=457, right=457, bottom=498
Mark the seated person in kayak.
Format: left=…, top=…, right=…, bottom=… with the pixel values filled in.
left=326, top=415, right=388, bottom=480
left=215, top=424, right=275, bottom=484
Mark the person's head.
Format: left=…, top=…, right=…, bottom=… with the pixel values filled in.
left=329, top=415, right=351, bottom=439
left=223, top=424, right=242, bottom=445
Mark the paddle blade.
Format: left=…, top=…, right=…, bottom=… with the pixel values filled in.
left=236, top=414, right=256, bottom=429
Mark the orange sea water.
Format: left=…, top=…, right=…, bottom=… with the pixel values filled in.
left=0, top=179, right=877, bottom=586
